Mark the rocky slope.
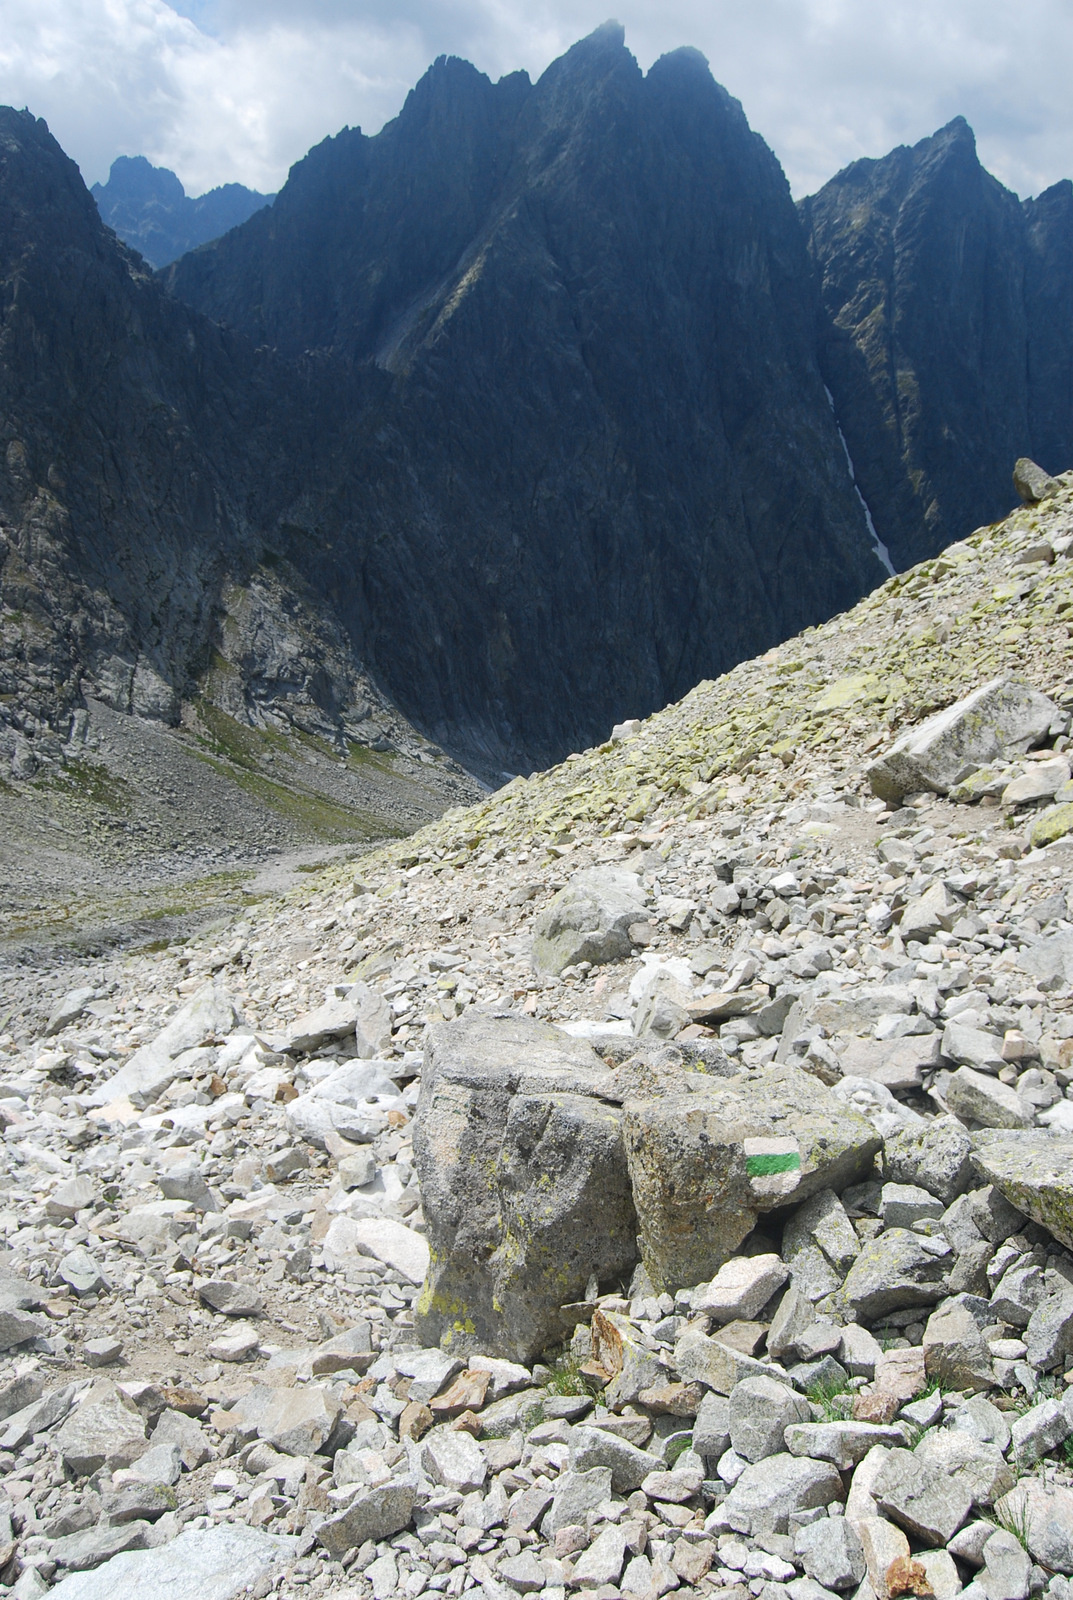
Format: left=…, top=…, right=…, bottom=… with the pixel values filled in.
left=0, top=474, right=1072, bottom=1595
left=802, top=120, right=1073, bottom=571
left=91, top=157, right=273, bottom=270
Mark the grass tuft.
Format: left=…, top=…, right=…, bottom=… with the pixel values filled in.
left=545, top=1353, right=598, bottom=1398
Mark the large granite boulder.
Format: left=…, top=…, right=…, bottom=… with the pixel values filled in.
left=531, top=867, right=648, bottom=976
left=412, top=1015, right=638, bottom=1361
left=866, top=678, right=1060, bottom=804
left=413, top=1017, right=880, bottom=1353
left=622, top=1064, right=880, bottom=1292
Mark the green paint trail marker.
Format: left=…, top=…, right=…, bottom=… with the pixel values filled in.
left=744, top=1136, right=801, bottom=1197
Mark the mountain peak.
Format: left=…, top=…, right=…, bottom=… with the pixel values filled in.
left=91, top=154, right=272, bottom=268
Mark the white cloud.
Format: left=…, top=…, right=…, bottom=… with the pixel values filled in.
left=0, top=0, right=1071, bottom=201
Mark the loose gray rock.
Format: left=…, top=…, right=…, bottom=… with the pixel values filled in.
left=866, top=678, right=1060, bottom=803
left=531, top=867, right=647, bottom=976
left=1013, top=458, right=1060, bottom=504
left=951, top=1397, right=1012, bottom=1455
left=82, top=1336, right=123, bottom=1367
left=729, top=1375, right=810, bottom=1463
left=422, top=1426, right=487, bottom=1492
left=151, top=1409, right=213, bottom=1470
left=54, top=1384, right=147, bottom=1476
left=971, top=1132, right=1073, bottom=1250
left=1009, top=1396, right=1072, bottom=1467
left=880, top=1183, right=944, bottom=1230
left=49, top=1521, right=155, bottom=1573
left=541, top=1467, right=614, bottom=1536
left=624, top=1064, right=879, bottom=1292
left=197, top=1279, right=263, bottom=1317
left=947, top=1066, right=1028, bottom=1129
left=58, top=1247, right=109, bottom=1297
left=285, top=1061, right=405, bottom=1149
left=1025, top=1281, right=1073, bottom=1370
left=922, top=1300, right=995, bottom=1392
left=46, top=1174, right=97, bottom=1220
left=89, top=983, right=236, bottom=1108
left=874, top=1446, right=973, bottom=1544
left=995, top=1481, right=1073, bottom=1575
left=980, top=1528, right=1032, bottom=1600
left=572, top=1525, right=628, bottom=1588
left=413, top=1014, right=636, bottom=1361
left=692, top=1391, right=732, bottom=1460
left=794, top=1516, right=866, bottom=1592
left=783, top=1189, right=860, bottom=1303
left=159, top=1164, right=216, bottom=1211
left=881, top=1117, right=975, bottom=1204
left=693, top=1254, right=789, bottom=1322
left=785, top=1422, right=906, bottom=1471
left=47, top=1522, right=278, bottom=1600
left=0, top=1305, right=46, bottom=1350
left=316, top=1480, right=418, bottom=1556
left=839, top=1228, right=951, bottom=1318
left=914, top=1430, right=1014, bottom=1508
left=716, top=1452, right=843, bottom=1537
left=569, top=1425, right=660, bottom=1492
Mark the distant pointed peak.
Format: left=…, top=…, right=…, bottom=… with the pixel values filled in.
left=585, top=20, right=626, bottom=48
left=925, top=116, right=977, bottom=155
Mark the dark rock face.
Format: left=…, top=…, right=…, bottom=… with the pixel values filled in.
left=0, top=109, right=376, bottom=761
left=168, top=27, right=883, bottom=772
left=802, top=120, right=1073, bottom=571
left=91, top=156, right=273, bottom=270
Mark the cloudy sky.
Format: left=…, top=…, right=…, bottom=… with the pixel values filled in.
left=2, top=0, right=1071, bottom=202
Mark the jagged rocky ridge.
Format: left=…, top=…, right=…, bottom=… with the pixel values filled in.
left=162, top=24, right=890, bottom=772
left=2, top=476, right=1073, bottom=1595
left=91, top=157, right=273, bottom=271
left=803, top=120, right=1073, bottom=571
left=6, top=27, right=1073, bottom=785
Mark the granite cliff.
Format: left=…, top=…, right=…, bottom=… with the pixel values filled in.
left=802, top=118, right=1073, bottom=570
left=166, top=25, right=885, bottom=773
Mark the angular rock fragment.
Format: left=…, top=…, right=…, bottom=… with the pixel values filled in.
left=971, top=1132, right=1073, bottom=1248
left=54, top=1384, right=148, bottom=1476
left=839, top=1229, right=950, bottom=1318
left=995, top=1481, right=1073, bottom=1575
left=728, top=1375, right=809, bottom=1463
left=1013, top=457, right=1060, bottom=504
left=794, top=1516, right=866, bottom=1593
left=413, top=1015, right=636, bottom=1360
left=874, top=1447, right=973, bottom=1544
left=316, top=1480, right=418, bottom=1556
left=531, top=867, right=648, bottom=976
left=46, top=1523, right=295, bottom=1599
left=716, top=1452, right=843, bottom=1537
left=623, top=1064, right=879, bottom=1291
left=881, top=1117, right=975, bottom=1204
left=285, top=1061, right=405, bottom=1149
left=946, top=1066, right=1027, bottom=1128
left=692, top=1254, right=789, bottom=1322
left=89, top=982, right=237, bottom=1107
left=866, top=678, right=1060, bottom=804
left=922, top=1300, right=995, bottom=1391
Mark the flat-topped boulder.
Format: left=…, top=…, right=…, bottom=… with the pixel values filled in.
left=413, top=1015, right=881, bottom=1353
left=866, top=678, right=1060, bottom=804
